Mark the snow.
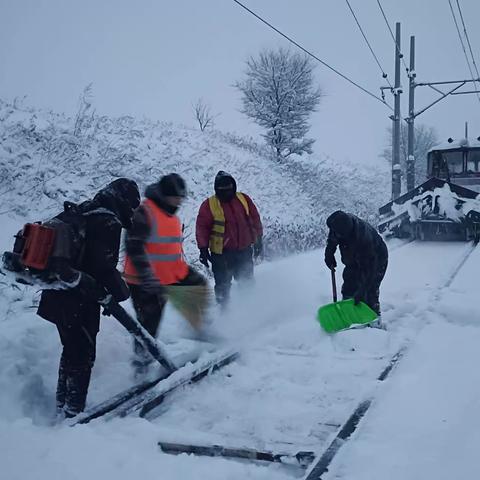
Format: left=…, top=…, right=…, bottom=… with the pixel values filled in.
left=0, top=418, right=292, bottom=480
left=1, top=236, right=479, bottom=479
left=326, top=321, right=480, bottom=480
left=325, top=247, right=480, bottom=480
left=385, top=182, right=480, bottom=229
left=1, top=100, right=480, bottom=480
left=428, top=137, right=480, bottom=152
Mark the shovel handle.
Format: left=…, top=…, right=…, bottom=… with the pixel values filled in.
left=331, top=269, right=337, bottom=303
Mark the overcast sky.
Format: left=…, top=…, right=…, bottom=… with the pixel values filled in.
left=1, top=0, right=479, bottom=166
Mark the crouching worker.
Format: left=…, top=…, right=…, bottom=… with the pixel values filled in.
left=124, top=174, right=209, bottom=377
left=324, top=210, right=388, bottom=323
left=37, top=178, right=141, bottom=418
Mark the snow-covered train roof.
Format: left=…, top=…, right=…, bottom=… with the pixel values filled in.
left=428, top=137, right=480, bottom=153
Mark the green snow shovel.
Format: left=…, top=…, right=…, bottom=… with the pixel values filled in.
left=317, top=269, right=378, bottom=333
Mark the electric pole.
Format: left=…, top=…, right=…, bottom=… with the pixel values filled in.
left=405, top=75, right=480, bottom=190
left=384, top=26, right=480, bottom=198
left=406, top=36, right=416, bottom=192
left=391, top=22, right=402, bottom=200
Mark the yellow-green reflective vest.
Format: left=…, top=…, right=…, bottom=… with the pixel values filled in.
left=208, top=193, right=249, bottom=254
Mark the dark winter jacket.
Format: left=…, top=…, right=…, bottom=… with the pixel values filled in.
left=124, top=181, right=180, bottom=283
left=37, top=179, right=138, bottom=325
left=324, top=212, right=388, bottom=287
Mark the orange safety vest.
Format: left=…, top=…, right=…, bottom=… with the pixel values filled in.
left=124, top=199, right=188, bottom=286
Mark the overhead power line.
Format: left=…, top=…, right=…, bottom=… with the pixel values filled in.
left=376, top=0, right=409, bottom=74
left=344, top=0, right=393, bottom=89
left=448, top=0, right=480, bottom=104
left=455, top=0, right=480, bottom=100
left=231, top=0, right=392, bottom=109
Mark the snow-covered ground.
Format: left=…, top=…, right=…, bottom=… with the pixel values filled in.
left=326, top=244, right=480, bottom=480
left=1, top=99, right=478, bottom=480
left=0, top=237, right=478, bottom=480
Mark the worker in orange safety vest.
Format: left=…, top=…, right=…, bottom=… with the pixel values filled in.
left=124, top=174, right=207, bottom=376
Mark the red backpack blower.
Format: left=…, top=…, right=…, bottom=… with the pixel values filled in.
left=2, top=202, right=86, bottom=284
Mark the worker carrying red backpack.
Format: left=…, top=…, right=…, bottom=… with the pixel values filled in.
left=2, top=178, right=141, bottom=418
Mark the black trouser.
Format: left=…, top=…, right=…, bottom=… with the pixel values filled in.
left=210, top=247, right=254, bottom=306
left=129, top=267, right=206, bottom=369
left=129, top=284, right=167, bottom=371
left=341, top=256, right=388, bottom=315
left=55, top=305, right=99, bottom=416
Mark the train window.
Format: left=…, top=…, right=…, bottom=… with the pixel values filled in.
left=467, top=149, right=480, bottom=173
left=429, top=151, right=446, bottom=176
left=443, top=151, right=464, bottom=174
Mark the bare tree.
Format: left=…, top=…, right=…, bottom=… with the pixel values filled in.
left=381, top=123, right=439, bottom=184
left=235, top=48, right=322, bottom=160
left=193, top=98, right=215, bottom=132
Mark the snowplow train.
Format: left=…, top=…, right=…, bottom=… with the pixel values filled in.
left=379, top=137, right=480, bottom=242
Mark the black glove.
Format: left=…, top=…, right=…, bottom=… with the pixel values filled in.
left=99, top=294, right=114, bottom=316
left=253, top=237, right=263, bottom=259
left=199, top=248, right=211, bottom=268
left=325, top=254, right=337, bottom=270
left=78, top=273, right=109, bottom=302
left=353, top=288, right=365, bottom=305
left=140, top=275, right=165, bottom=296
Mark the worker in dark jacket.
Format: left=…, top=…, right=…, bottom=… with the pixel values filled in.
left=37, top=178, right=140, bottom=418
left=124, top=174, right=207, bottom=376
left=196, top=171, right=263, bottom=306
left=324, top=210, right=388, bottom=317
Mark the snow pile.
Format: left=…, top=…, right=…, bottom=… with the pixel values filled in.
left=386, top=183, right=480, bottom=229
left=428, top=137, right=480, bottom=152
left=0, top=98, right=389, bottom=259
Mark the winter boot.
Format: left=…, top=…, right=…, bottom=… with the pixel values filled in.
left=55, top=356, right=68, bottom=412
left=214, top=284, right=230, bottom=310
left=63, top=366, right=92, bottom=417
left=368, top=316, right=386, bottom=330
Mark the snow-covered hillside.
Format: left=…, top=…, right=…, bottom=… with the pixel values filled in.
left=0, top=98, right=389, bottom=259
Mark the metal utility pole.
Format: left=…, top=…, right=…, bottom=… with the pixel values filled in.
left=383, top=24, right=480, bottom=199
left=404, top=75, right=479, bottom=186
left=391, top=22, right=402, bottom=200
left=406, top=36, right=416, bottom=192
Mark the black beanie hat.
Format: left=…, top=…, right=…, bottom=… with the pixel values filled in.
left=158, top=173, right=187, bottom=197
left=214, top=171, right=237, bottom=192
left=326, top=210, right=354, bottom=238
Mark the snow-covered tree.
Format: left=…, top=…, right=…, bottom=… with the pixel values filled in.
left=73, top=83, right=95, bottom=138
left=381, top=123, right=439, bottom=183
left=235, top=48, right=322, bottom=160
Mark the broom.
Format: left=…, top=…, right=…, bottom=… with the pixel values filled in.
left=164, top=283, right=214, bottom=331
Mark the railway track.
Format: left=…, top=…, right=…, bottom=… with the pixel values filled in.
left=71, top=241, right=477, bottom=479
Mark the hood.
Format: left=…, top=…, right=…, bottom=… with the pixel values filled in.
left=214, top=171, right=237, bottom=202
left=89, top=178, right=140, bottom=229
left=326, top=210, right=355, bottom=239
left=145, top=181, right=179, bottom=216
